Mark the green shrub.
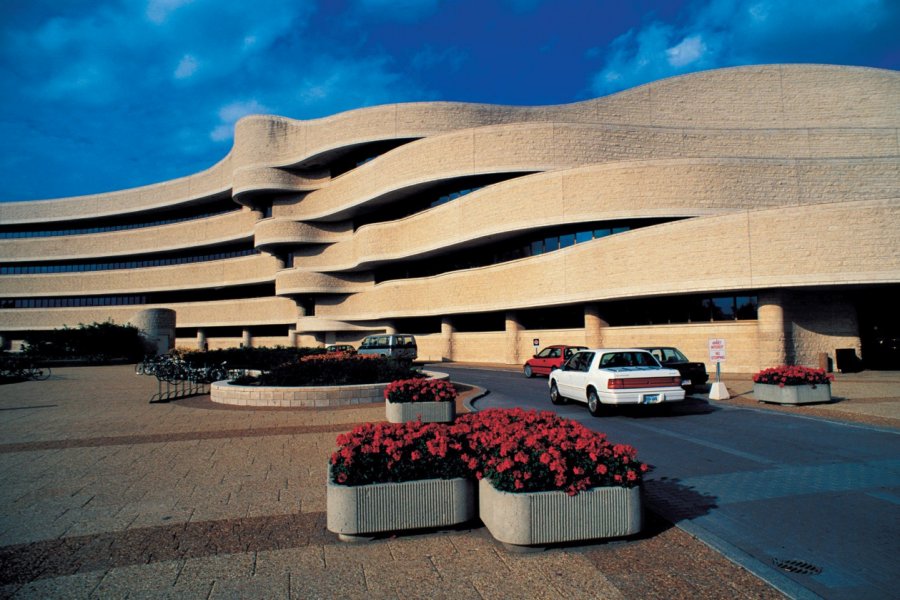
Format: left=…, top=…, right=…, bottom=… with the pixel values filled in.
left=176, top=346, right=325, bottom=370
left=235, top=353, right=420, bottom=386
left=23, top=321, right=147, bottom=362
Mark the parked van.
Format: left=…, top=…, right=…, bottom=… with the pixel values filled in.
left=357, top=334, right=418, bottom=362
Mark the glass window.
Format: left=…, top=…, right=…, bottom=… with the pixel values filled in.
left=575, top=230, right=592, bottom=243
left=559, top=233, right=575, bottom=248
left=736, top=295, right=758, bottom=320
left=594, top=228, right=611, bottom=239
left=543, top=236, right=559, bottom=252
left=712, top=297, right=735, bottom=320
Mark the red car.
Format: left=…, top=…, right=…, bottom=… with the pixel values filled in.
left=523, top=345, right=587, bottom=377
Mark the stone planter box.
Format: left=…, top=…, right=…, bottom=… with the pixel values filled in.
left=478, top=478, right=642, bottom=547
left=326, top=471, right=476, bottom=542
left=753, top=382, right=831, bottom=405
left=385, top=399, right=456, bottom=423
left=211, top=370, right=449, bottom=408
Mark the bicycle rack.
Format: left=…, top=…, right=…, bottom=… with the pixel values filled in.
left=149, top=376, right=209, bottom=403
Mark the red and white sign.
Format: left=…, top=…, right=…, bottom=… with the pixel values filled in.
left=708, top=338, right=726, bottom=363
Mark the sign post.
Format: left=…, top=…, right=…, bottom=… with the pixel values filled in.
left=707, top=338, right=730, bottom=400
left=532, top=338, right=540, bottom=355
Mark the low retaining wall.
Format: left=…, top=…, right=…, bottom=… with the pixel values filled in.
left=210, top=371, right=449, bottom=408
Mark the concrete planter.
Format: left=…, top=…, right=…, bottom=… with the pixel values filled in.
left=385, top=399, right=456, bottom=423
left=753, top=382, right=831, bottom=405
left=326, top=471, right=476, bottom=542
left=478, top=478, right=642, bottom=547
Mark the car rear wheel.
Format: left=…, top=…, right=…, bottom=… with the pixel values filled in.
left=524, top=365, right=534, bottom=378
left=550, top=381, right=566, bottom=405
left=587, top=388, right=603, bottom=417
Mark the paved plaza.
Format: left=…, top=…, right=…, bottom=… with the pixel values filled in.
left=1, top=365, right=897, bottom=599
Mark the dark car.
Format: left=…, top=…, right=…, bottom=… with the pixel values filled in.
left=640, top=346, right=709, bottom=391
left=325, top=344, right=357, bottom=354
left=523, top=345, right=587, bottom=377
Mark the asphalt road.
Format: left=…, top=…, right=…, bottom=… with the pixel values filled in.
left=428, top=364, right=900, bottom=600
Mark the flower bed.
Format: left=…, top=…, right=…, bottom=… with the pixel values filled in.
left=752, top=365, right=833, bottom=387
left=233, top=353, right=419, bottom=387
left=384, top=378, right=458, bottom=423
left=752, top=365, right=833, bottom=405
left=330, top=408, right=647, bottom=493
left=328, top=408, right=649, bottom=543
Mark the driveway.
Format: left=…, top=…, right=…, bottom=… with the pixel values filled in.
left=437, top=364, right=900, bottom=600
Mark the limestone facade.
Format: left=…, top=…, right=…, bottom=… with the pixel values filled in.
left=1, top=65, right=898, bottom=372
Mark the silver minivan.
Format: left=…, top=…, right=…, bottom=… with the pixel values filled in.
left=357, top=334, right=418, bottom=362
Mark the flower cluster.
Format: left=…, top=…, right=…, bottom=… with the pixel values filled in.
left=384, top=378, right=458, bottom=404
left=753, top=365, right=833, bottom=387
left=453, top=409, right=648, bottom=495
left=330, top=408, right=649, bottom=494
left=330, top=421, right=468, bottom=485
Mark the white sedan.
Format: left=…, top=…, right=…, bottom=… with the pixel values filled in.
left=548, top=348, right=685, bottom=416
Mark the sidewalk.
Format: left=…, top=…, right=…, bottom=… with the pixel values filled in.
left=1, top=365, right=895, bottom=599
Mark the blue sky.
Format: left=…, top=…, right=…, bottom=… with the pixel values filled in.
left=0, top=0, right=897, bottom=202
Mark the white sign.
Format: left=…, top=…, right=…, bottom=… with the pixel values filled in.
left=532, top=338, right=540, bottom=348
left=708, top=338, right=726, bottom=363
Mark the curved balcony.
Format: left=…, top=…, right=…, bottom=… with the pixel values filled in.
left=232, top=166, right=330, bottom=207
left=294, top=316, right=376, bottom=333
left=314, top=198, right=900, bottom=322
left=290, top=157, right=900, bottom=273
left=292, top=121, right=900, bottom=223
left=0, top=296, right=298, bottom=332
left=0, top=210, right=258, bottom=262
left=275, top=269, right=373, bottom=296
left=253, top=219, right=351, bottom=250
left=2, top=66, right=894, bottom=225
left=0, top=255, right=278, bottom=297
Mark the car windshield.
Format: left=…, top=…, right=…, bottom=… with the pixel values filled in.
left=599, top=351, right=661, bottom=368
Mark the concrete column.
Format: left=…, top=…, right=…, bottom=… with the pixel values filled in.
left=757, top=290, right=788, bottom=367
left=287, top=327, right=298, bottom=348
left=131, top=308, right=176, bottom=355
left=440, top=317, right=455, bottom=362
left=241, top=328, right=252, bottom=349
left=296, top=303, right=307, bottom=318
left=384, top=322, right=397, bottom=335
left=584, top=304, right=608, bottom=348
left=505, top=311, right=522, bottom=365
left=0, top=335, right=6, bottom=351
left=196, top=328, right=208, bottom=352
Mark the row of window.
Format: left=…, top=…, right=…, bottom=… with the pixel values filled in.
left=374, top=220, right=646, bottom=283
left=429, top=187, right=482, bottom=209
left=388, top=295, right=760, bottom=334
left=0, top=204, right=240, bottom=239
left=0, top=247, right=260, bottom=275
left=0, top=284, right=276, bottom=309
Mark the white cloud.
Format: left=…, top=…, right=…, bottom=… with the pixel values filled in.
left=146, top=0, right=195, bottom=24
left=589, top=0, right=898, bottom=96
left=174, top=54, right=199, bottom=79
left=666, top=35, right=706, bottom=67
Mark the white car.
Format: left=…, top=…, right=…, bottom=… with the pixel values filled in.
left=548, top=348, right=685, bottom=416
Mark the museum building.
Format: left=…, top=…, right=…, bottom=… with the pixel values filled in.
left=1, top=64, right=898, bottom=372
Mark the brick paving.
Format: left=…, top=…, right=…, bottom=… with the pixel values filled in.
left=1, top=365, right=895, bottom=599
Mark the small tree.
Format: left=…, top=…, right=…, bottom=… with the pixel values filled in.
left=23, top=320, right=147, bottom=362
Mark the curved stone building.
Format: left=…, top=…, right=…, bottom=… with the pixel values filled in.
left=1, top=64, right=898, bottom=372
